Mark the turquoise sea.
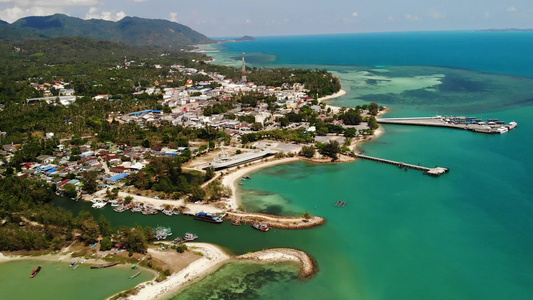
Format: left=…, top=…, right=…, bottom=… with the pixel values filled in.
left=54, top=32, right=533, bottom=300
left=188, top=32, right=533, bottom=300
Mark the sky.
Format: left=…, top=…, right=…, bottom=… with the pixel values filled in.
left=0, top=0, right=532, bottom=37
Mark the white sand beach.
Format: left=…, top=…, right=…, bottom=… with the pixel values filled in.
left=317, top=89, right=347, bottom=113
left=127, top=243, right=230, bottom=300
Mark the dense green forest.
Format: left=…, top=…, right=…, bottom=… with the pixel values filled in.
left=0, top=14, right=213, bottom=46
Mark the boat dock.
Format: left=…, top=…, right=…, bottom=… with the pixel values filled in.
left=352, top=153, right=449, bottom=177
left=376, top=116, right=517, bottom=134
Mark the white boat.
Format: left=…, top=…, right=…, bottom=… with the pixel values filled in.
left=92, top=201, right=107, bottom=209
left=183, top=233, right=198, bottom=241
left=496, top=126, right=509, bottom=134
left=508, top=122, right=517, bottom=130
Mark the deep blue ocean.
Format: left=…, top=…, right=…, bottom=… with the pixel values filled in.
left=217, top=31, right=533, bottom=78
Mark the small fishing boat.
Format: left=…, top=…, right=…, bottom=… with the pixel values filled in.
left=183, top=233, right=198, bottom=241
left=252, top=222, right=270, bottom=232
left=131, top=264, right=137, bottom=269
left=30, top=265, right=41, bottom=278
left=155, top=226, right=172, bottom=240
left=70, top=259, right=79, bottom=267
left=114, top=206, right=127, bottom=212
left=232, top=220, right=241, bottom=226
left=90, top=242, right=98, bottom=249
left=73, top=264, right=80, bottom=270
left=90, top=262, right=119, bottom=269
left=129, top=271, right=142, bottom=279
left=335, top=200, right=346, bottom=207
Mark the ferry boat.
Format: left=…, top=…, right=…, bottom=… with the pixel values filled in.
left=252, top=222, right=270, bottom=232
left=30, top=265, right=41, bottom=278
left=194, top=212, right=224, bottom=224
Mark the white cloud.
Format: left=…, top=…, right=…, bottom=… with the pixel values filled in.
left=484, top=12, right=491, bottom=19
left=506, top=6, right=517, bottom=12
left=0, top=0, right=99, bottom=23
left=352, top=11, right=358, bottom=17
left=85, top=7, right=126, bottom=21
left=387, top=16, right=395, bottom=21
left=169, top=12, right=178, bottom=22
left=0, top=0, right=98, bottom=7
left=130, top=0, right=150, bottom=2
left=405, top=14, right=420, bottom=21
left=245, top=19, right=252, bottom=24
left=429, top=9, right=445, bottom=19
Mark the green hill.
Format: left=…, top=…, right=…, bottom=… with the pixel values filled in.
left=2, top=14, right=212, bottom=47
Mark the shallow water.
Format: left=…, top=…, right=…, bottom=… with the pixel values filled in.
left=171, top=261, right=300, bottom=300
left=0, top=259, right=153, bottom=300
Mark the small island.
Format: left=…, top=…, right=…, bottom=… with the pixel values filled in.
left=217, top=35, right=257, bottom=43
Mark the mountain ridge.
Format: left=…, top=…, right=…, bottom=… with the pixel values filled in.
left=0, top=14, right=213, bottom=47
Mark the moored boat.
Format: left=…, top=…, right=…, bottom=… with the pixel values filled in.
left=90, top=262, right=119, bottom=269
left=162, top=209, right=174, bottom=216
left=131, top=207, right=142, bottom=213
left=155, top=226, right=172, bottom=240
left=252, top=222, right=270, bottom=232
left=129, top=271, right=142, bottom=279
left=30, top=265, right=41, bottom=278
left=194, top=212, right=224, bottom=223
left=183, top=233, right=198, bottom=241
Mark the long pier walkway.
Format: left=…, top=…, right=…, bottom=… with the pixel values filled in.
left=376, top=116, right=517, bottom=134
left=352, top=153, right=449, bottom=177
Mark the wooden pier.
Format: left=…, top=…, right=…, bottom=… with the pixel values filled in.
left=352, top=153, right=449, bottom=177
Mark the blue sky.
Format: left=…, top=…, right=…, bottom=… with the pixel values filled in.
left=0, top=0, right=532, bottom=37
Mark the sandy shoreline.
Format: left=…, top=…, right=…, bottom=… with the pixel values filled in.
left=127, top=242, right=230, bottom=300
left=126, top=242, right=315, bottom=299
left=317, top=89, right=347, bottom=113
left=237, top=248, right=317, bottom=278
left=221, top=157, right=300, bottom=210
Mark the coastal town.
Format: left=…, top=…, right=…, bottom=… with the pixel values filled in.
left=0, top=45, right=384, bottom=299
